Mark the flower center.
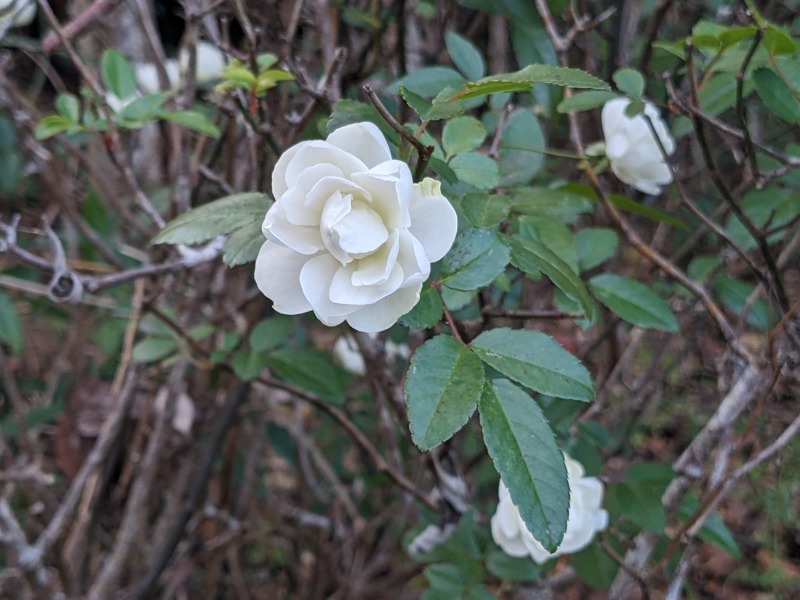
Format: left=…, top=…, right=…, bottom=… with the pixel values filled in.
left=320, top=190, right=389, bottom=265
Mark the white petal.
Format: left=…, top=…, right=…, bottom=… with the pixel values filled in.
left=351, top=230, right=400, bottom=287
left=351, top=160, right=414, bottom=230
left=254, top=241, right=313, bottom=315
left=299, top=254, right=356, bottom=325
left=327, top=122, right=393, bottom=168
left=395, top=230, right=430, bottom=286
left=332, top=335, right=366, bottom=375
left=605, top=133, right=630, bottom=160
left=601, top=97, right=629, bottom=138
left=263, top=201, right=323, bottom=255
left=409, top=178, right=458, bottom=262
left=283, top=164, right=348, bottom=226
left=491, top=512, right=529, bottom=558
left=330, top=238, right=404, bottom=306
left=321, top=195, right=388, bottom=262
left=345, top=285, right=423, bottom=332
left=272, top=141, right=366, bottom=198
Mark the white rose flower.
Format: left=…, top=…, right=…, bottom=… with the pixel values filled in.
left=179, top=41, right=226, bottom=84
left=254, top=122, right=457, bottom=333
left=491, top=455, right=608, bottom=564
left=0, top=0, right=36, bottom=31
left=601, top=97, right=675, bottom=195
left=333, top=333, right=411, bottom=375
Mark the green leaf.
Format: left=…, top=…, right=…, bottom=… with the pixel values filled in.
left=557, top=90, right=618, bottom=113
left=389, top=66, right=467, bottom=97
left=486, top=550, right=540, bottom=582
left=441, top=228, right=510, bottom=291
left=510, top=186, right=594, bottom=223
left=249, top=315, right=293, bottom=352
left=461, top=193, right=510, bottom=228
left=160, top=110, right=221, bottom=137
left=0, top=292, right=23, bottom=355
left=117, top=93, right=170, bottom=122
left=576, top=228, right=618, bottom=272
left=752, top=67, right=800, bottom=123
left=510, top=234, right=595, bottom=320
left=563, top=183, right=687, bottom=229
left=714, top=274, right=772, bottom=331
left=400, top=284, right=444, bottom=329
left=519, top=217, right=578, bottom=274
left=55, top=93, right=80, bottom=122
left=132, top=337, right=178, bottom=363
left=152, top=192, right=271, bottom=246
left=424, top=563, right=465, bottom=595
left=589, top=274, right=679, bottom=332
left=458, top=64, right=610, bottom=100
left=446, top=31, right=486, bottom=81
left=404, top=335, right=485, bottom=450
left=498, top=107, right=545, bottom=186
left=231, top=349, right=269, bottom=381
left=327, top=99, right=397, bottom=143
left=449, top=152, right=499, bottom=189
left=571, top=541, right=619, bottom=589
left=613, top=68, right=645, bottom=98
left=479, top=379, right=569, bottom=551
left=763, top=24, right=797, bottom=55
left=472, top=328, right=594, bottom=401
left=101, top=49, right=137, bottom=100
left=266, top=349, right=349, bottom=404
left=35, top=115, right=74, bottom=140
left=223, top=219, right=264, bottom=266
left=442, top=116, right=486, bottom=159
left=678, top=498, right=741, bottom=559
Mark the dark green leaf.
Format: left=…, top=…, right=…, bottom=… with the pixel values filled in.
left=449, top=152, right=499, bottom=189
left=510, top=186, right=594, bottom=223
left=764, top=24, right=797, bottom=55
left=613, top=68, right=645, bottom=98
left=0, top=292, right=22, bottom=355
left=132, top=337, right=178, bottom=363
left=589, top=274, right=679, bottom=332
left=404, top=335, right=485, bottom=450
left=160, top=110, right=222, bottom=137
left=231, top=349, right=269, bottom=381
left=576, top=228, right=618, bottom=272
left=472, top=328, right=594, bottom=401
left=519, top=217, right=578, bottom=274
left=678, top=498, right=741, bottom=559
left=446, top=31, right=486, bottom=81
left=442, top=116, right=486, bottom=158
left=510, top=235, right=595, bottom=320
left=117, top=93, right=170, bottom=122
left=486, top=550, right=540, bottom=581
left=714, top=274, right=772, bottom=331
left=389, top=67, right=467, bottom=97
left=498, top=108, right=545, bottom=186
left=441, top=228, right=510, bottom=291
left=249, top=316, right=293, bottom=352
left=458, top=64, right=609, bottom=100
left=461, top=193, right=510, bottom=228
left=752, top=67, right=800, bottom=123
left=400, top=284, right=444, bottom=329
left=571, top=541, right=619, bottom=589
left=152, top=192, right=270, bottom=246
left=557, top=90, right=618, bottom=113
left=101, top=49, right=138, bottom=100
left=266, top=349, right=349, bottom=404
left=479, top=379, right=569, bottom=551
left=223, top=219, right=264, bottom=266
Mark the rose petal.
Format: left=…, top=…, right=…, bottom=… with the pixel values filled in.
left=344, top=284, right=423, bottom=332
left=321, top=194, right=389, bottom=263
left=263, top=201, right=324, bottom=255
left=351, top=160, right=413, bottom=230
left=395, top=230, right=430, bottom=286
left=351, top=230, right=400, bottom=287
left=327, top=122, right=393, bottom=168
left=274, top=141, right=367, bottom=197
left=491, top=511, right=529, bottom=558
left=299, top=254, right=355, bottom=325
left=283, top=164, right=348, bottom=226
left=409, top=178, right=458, bottom=263
left=254, top=241, right=313, bottom=315
left=330, top=235, right=404, bottom=306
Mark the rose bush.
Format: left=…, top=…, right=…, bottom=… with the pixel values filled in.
left=254, top=122, right=457, bottom=332
left=601, top=97, right=675, bottom=195
left=491, top=455, right=608, bottom=564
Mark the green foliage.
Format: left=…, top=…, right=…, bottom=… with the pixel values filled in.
left=446, top=31, right=486, bottom=81
left=0, top=292, right=22, bottom=355
left=479, top=379, right=569, bottom=551
left=101, top=49, right=138, bottom=100
left=400, top=284, right=444, bottom=328
left=441, top=228, right=510, bottom=291
left=215, top=54, right=294, bottom=96
left=752, top=67, right=800, bottom=123
left=152, top=192, right=270, bottom=266
left=457, top=64, right=610, bottom=100
left=442, top=116, right=486, bottom=159
left=461, top=193, right=510, bottom=228
left=266, top=349, right=351, bottom=403
left=613, top=68, right=645, bottom=98
left=449, top=152, right=499, bottom=189
left=471, top=328, right=594, bottom=401
left=405, top=335, right=484, bottom=450
left=589, top=274, right=679, bottom=332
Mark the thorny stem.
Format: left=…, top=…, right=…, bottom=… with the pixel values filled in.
left=362, top=84, right=433, bottom=181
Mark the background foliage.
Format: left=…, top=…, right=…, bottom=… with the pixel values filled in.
left=1, top=0, right=800, bottom=598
